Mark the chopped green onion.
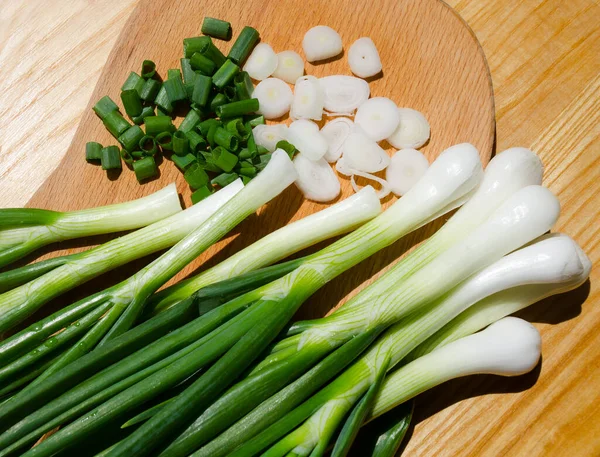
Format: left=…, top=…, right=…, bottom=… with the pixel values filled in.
left=178, top=109, right=202, bottom=133
left=141, top=60, right=156, bottom=79
left=201, top=17, right=232, bottom=41
left=225, top=118, right=247, bottom=138
left=100, top=146, right=122, bottom=170
left=155, top=85, right=173, bottom=114
left=132, top=150, right=144, bottom=159
left=140, top=79, right=161, bottom=103
left=183, top=36, right=211, bottom=58
left=247, top=131, right=258, bottom=157
left=118, top=125, right=145, bottom=151
left=276, top=140, right=296, bottom=159
left=238, top=165, right=257, bottom=178
left=200, top=39, right=227, bottom=67
left=190, top=53, right=217, bottom=75
left=223, top=85, right=238, bottom=102
left=121, top=89, right=143, bottom=117
left=241, top=175, right=252, bottom=185
left=214, top=127, right=239, bottom=151
left=172, top=153, right=197, bottom=171
left=234, top=71, right=254, bottom=100
left=238, top=148, right=252, bottom=160
left=247, top=114, right=265, bottom=127
left=207, top=123, right=219, bottom=147
left=93, top=96, right=118, bottom=120
left=164, top=69, right=188, bottom=103
left=120, top=149, right=134, bottom=166
left=191, top=185, right=215, bottom=204
left=213, top=147, right=239, bottom=172
left=192, top=75, right=212, bottom=106
left=197, top=152, right=222, bottom=173
left=139, top=135, right=158, bottom=157
left=121, top=71, right=144, bottom=97
left=132, top=106, right=155, bottom=125
left=216, top=98, right=259, bottom=118
left=102, top=111, right=131, bottom=138
left=184, top=162, right=210, bottom=189
left=257, top=145, right=270, bottom=154
left=186, top=130, right=208, bottom=154
left=133, top=156, right=159, bottom=182
left=211, top=171, right=239, bottom=187
left=210, top=93, right=228, bottom=111
left=198, top=118, right=221, bottom=137
left=85, top=142, right=103, bottom=162
left=255, top=152, right=272, bottom=171
left=156, top=131, right=173, bottom=151
left=228, top=26, right=260, bottom=64
left=145, top=115, right=173, bottom=136
left=212, top=59, right=240, bottom=89
left=180, top=58, right=197, bottom=84
left=172, top=131, right=189, bottom=156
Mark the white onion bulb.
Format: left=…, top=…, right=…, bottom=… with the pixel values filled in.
left=290, top=75, right=324, bottom=121
left=386, top=108, right=431, bottom=149
left=321, top=118, right=354, bottom=163
left=253, top=78, right=293, bottom=119
left=302, top=25, right=343, bottom=62
left=294, top=154, right=341, bottom=202
left=272, top=51, right=305, bottom=84
left=243, top=43, right=278, bottom=81
left=386, top=148, right=430, bottom=196
left=252, top=124, right=289, bottom=151
left=354, top=97, right=400, bottom=141
left=319, top=75, right=370, bottom=114
left=348, top=37, right=382, bottom=78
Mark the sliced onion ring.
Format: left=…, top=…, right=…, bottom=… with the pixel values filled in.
left=291, top=75, right=324, bottom=120
left=354, top=97, right=400, bottom=141
left=319, top=75, right=370, bottom=114
left=351, top=171, right=391, bottom=200
left=342, top=128, right=390, bottom=172
left=294, top=154, right=341, bottom=202
left=243, top=43, right=278, bottom=81
left=386, top=108, right=431, bottom=149
left=348, top=37, right=382, bottom=78
left=272, top=51, right=305, bottom=84
left=302, top=25, right=343, bottom=62
left=321, top=118, right=354, bottom=163
left=287, top=119, right=328, bottom=161
left=254, top=78, right=293, bottom=119
left=252, top=124, right=288, bottom=151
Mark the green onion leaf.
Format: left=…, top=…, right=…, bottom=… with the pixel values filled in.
left=164, top=69, right=188, bottom=103
left=144, top=115, right=173, bottom=136
left=172, top=153, right=197, bottom=171
left=211, top=171, right=239, bottom=187
left=101, top=146, right=122, bottom=170
left=93, top=96, right=118, bottom=120
left=180, top=58, right=197, bottom=85
left=216, top=98, right=259, bottom=118
left=140, top=79, right=162, bottom=104
left=192, top=75, right=212, bottom=107
left=212, top=59, right=240, bottom=89
left=213, top=147, right=239, bottom=172
left=156, top=131, right=173, bottom=151
left=172, top=131, right=190, bottom=156
left=234, top=71, right=254, bottom=100
left=183, top=36, right=211, bottom=59
left=228, top=26, right=260, bottom=65
left=139, top=135, right=158, bottom=157
left=191, top=185, right=215, bottom=204
left=133, top=157, right=159, bottom=182
left=213, top=127, right=239, bottom=151
left=121, top=71, right=144, bottom=97
left=190, top=53, right=217, bottom=76
left=102, top=111, right=131, bottom=138
left=141, top=60, right=156, bottom=79
left=118, top=125, right=145, bottom=151
left=85, top=142, right=103, bottom=162
left=155, top=85, right=173, bottom=114
left=201, top=17, right=232, bottom=41
left=184, top=162, right=210, bottom=189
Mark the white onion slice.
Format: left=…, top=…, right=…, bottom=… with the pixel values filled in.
left=351, top=171, right=391, bottom=200
left=335, top=157, right=353, bottom=177
left=290, top=75, right=324, bottom=121
left=252, top=124, right=289, bottom=151
left=293, top=154, right=341, bottom=202
left=243, top=43, right=278, bottom=81
left=319, top=76, right=370, bottom=114
left=348, top=37, right=382, bottom=78
left=386, top=148, right=430, bottom=196
left=386, top=108, right=431, bottom=149
left=287, top=119, right=328, bottom=161
left=342, top=128, right=390, bottom=172
left=354, top=97, right=400, bottom=142
left=272, top=51, right=305, bottom=84
left=302, top=25, right=343, bottom=62
left=253, top=78, right=293, bottom=119
left=321, top=118, right=354, bottom=163
left=324, top=111, right=354, bottom=117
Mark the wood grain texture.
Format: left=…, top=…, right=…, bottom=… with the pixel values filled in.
left=0, top=0, right=599, bottom=456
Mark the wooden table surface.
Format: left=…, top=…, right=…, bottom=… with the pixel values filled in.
left=1, top=1, right=599, bottom=456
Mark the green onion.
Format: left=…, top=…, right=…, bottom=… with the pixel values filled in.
left=183, top=36, right=212, bottom=59
left=238, top=149, right=252, bottom=160
left=141, top=60, right=156, bottom=79
left=238, top=166, right=256, bottom=178
left=93, top=96, right=119, bottom=120
left=216, top=98, right=259, bottom=118
left=223, top=85, right=237, bottom=102
left=197, top=153, right=221, bottom=173
left=192, top=75, right=212, bottom=106
left=164, top=69, right=188, bottom=103
left=228, top=26, right=260, bottom=64
left=190, top=53, right=217, bottom=75
left=121, top=71, right=144, bottom=97
left=103, top=111, right=131, bottom=138
left=207, top=123, right=219, bottom=147
left=140, top=79, right=161, bottom=103
left=212, top=59, right=240, bottom=89
left=85, top=142, right=103, bottom=162
left=156, top=131, right=173, bottom=151
left=132, top=106, right=155, bottom=125
left=247, top=115, right=265, bottom=127
left=241, top=175, right=252, bottom=185
left=213, top=127, right=239, bottom=151
left=200, top=39, right=227, bottom=67
left=121, top=89, right=143, bottom=117
left=276, top=140, right=296, bottom=159
left=180, top=58, right=197, bottom=84
left=211, top=172, right=239, bottom=187
left=172, top=131, right=190, bottom=156
left=133, top=157, right=159, bottom=182
left=213, top=147, right=239, bottom=172
left=201, top=17, right=232, bottom=41
left=210, top=93, right=228, bottom=111
left=172, top=154, right=197, bottom=171
left=120, top=149, right=134, bottom=167
left=178, top=109, right=202, bottom=133
left=186, top=131, right=207, bottom=154
left=255, top=153, right=271, bottom=171
left=198, top=119, right=220, bottom=137
left=184, top=163, right=210, bottom=190
left=100, top=146, right=122, bottom=170
left=145, top=116, right=173, bottom=136
left=234, top=71, right=254, bottom=100
left=155, top=86, right=173, bottom=114
left=131, top=150, right=144, bottom=159
left=225, top=118, right=248, bottom=139
left=139, top=136, right=158, bottom=157
left=118, top=125, right=145, bottom=151
left=191, top=186, right=214, bottom=204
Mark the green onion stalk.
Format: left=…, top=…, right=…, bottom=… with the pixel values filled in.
left=239, top=233, right=585, bottom=457
left=0, top=184, right=182, bottom=270
left=0, top=184, right=381, bottom=398
left=180, top=147, right=550, bottom=457
left=8, top=144, right=484, bottom=457
left=0, top=182, right=242, bottom=333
